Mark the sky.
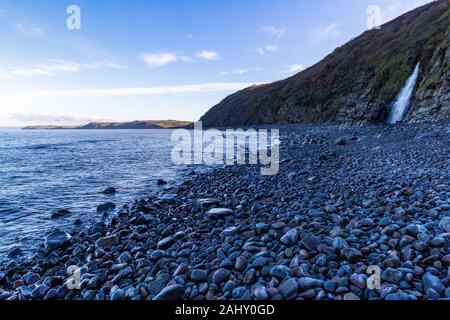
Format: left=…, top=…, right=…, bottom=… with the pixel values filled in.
left=0, top=0, right=436, bottom=126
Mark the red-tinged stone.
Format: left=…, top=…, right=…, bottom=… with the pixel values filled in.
left=13, top=280, right=24, bottom=290
left=442, top=254, right=450, bottom=265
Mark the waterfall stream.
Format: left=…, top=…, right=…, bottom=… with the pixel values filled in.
left=387, top=63, right=420, bottom=124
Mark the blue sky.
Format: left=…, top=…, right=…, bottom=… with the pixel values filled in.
left=0, top=0, right=435, bottom=126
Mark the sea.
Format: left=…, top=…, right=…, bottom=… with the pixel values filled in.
left=0, top=129, right=199, bottom=258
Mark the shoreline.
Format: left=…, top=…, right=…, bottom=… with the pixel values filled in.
left=0, top=122, right=449, bottom=300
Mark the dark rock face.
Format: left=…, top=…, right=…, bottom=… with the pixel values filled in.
left=200, top=1, right=449, bottom=127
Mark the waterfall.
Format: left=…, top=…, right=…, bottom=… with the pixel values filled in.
left=387, top=63, right=420, bottom=124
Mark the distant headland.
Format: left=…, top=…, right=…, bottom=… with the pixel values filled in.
left=22, top=120, right=192, bottom=130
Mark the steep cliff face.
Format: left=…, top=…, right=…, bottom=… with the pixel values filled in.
left=201, top=0, right=450, bottom=127
left=408, top=15, right=450, bottom=122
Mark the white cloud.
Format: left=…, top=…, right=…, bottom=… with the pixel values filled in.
left=196, top=50, right=220, bottom=61
left=254, top=45, right=278, bottom=55
left=0, top=82, right=259, bottom=100
left=220, top=68, right=261, bottom=76
left=286, top=64, right=305, bottom=73
left=141, top=52, right=182, bottom=67
left=0, top=60, right=124, bottom=79
left=310, top=23, right=341, bottom=41
left=14, top=23, right=45, bottom=35
left=259, top=26, right=286, bottom=39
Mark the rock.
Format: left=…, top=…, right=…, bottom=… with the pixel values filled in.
left=442, top=254, right=450, bottom=265
left=44, top=230, right=72, bottom=251
left=244, top=269, right=256, bottom=285
left=221, top=226, right=239, bottom=236
left=95, top=235, right=119, bottom=249
left=97, top=202, right=116, bottom=213
left=324, top=280, right=337, bottom=293
left=439, top=217, right=450, bottom=232
left=300, top=231, right=321, bottom=250
left=148, top=278, right=168, bottom=296
left=298, top=277, right=323, bottom=291
left=194, top=198, right=221, bottom=210
left=111, top=289, right=125, bottom=300
left=332, top=237, right=349, bottom=250
left=385, top=292, right=411, bottom=300
left=173, top=263, right=188, bottom=276
left=235, top=256, right=247, bottom=271
left=159, top=194, right=177, bottom=204
left=253, top=286, right=269, bottom=300
left=281, top=229, right=299, bottom=246
left=212, top=268, right=230, bottom=284
left=382, top=267, right=403, bottom=283
left=43, top=252, right=60, bottom=267
left=157, top=179, right=167, bottom=185
left=118, top=251, right=132, bottom=263
left=269, top=265, right=293, bottom=280
left=250, top=257, right=266, bottom=269
left=6, top=247, right=23, bottom=259
left=51, top=209, right=71, bottom=219
left=87, top=276, right=102, bottom=290
left=43, top=289, right=58, bottom=300
left=358, top=218, right=376, bottom=227
left=153, top=284, right=185, bottom=300
left=278, top=278, right=298, bottom=299
left=206, top=208, right=234, bottom=219
left=157, top=237, right=176, bottom=250
left=255, top=223, right=269, bottom=234
left=150, top=250, right=166, bottom=260
left=22, top=272, right=40, bottom=285
left=423, top=272, right=445, bottom=294
left=340, top=247, right=363, bottom=262
left=190, top=269, right=208, bottom=282
left=350, top=274, right=366, bottom=289
left=31, top=284, right=49, bottom=299
left=102, top=187, right=117, bottom=194
left=300, top=289, right=317, bottom=299
left=344, top=293, right=360, bottom=300
left=426, top=288, right=440, bottom=300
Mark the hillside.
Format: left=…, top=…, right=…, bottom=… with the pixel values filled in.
left=22, top=120, right=192, bottom=130
left=200, top=0, right=450, bottom=127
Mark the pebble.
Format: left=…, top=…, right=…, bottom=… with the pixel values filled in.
left=423, top=272, right=445, bottom=294
left=212, top=268, right=230, bottom=284
left=97, top=202, right=116, bottom=213
left=190, top=269, right=208, bottom=282
left=153, top=285, right=185, bottom=300
left=95, top=235, right=118, bottom=249
left=206, top=208, right=234, bottom=219
left=269, top=265, right=292, bottom=280
left=102, top=187, right=117, bottom=195
left=44, top=230, right=72, bottom=251
left=281, top=229, right=299, bottom=246
left=157, top=237, right=176, bottom=250
left=278, top=278, right=298, bottom=299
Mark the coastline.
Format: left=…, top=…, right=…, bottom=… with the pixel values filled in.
left=0, top=122, right=449, bottom=300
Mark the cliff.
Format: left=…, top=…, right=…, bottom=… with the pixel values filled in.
left=200, top=0, right=450, bottom=127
